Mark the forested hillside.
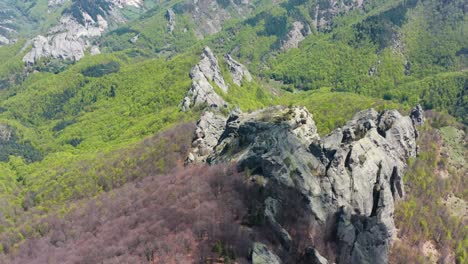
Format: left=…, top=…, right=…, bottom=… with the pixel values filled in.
left=0, top=0, right=465, bottom=263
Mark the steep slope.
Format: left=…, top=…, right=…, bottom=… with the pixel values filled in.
left=187, top=104, right=422, bottom=262
left=0, top=0, right=465, bottom=263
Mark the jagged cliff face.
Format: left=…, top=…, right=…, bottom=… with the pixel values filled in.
left=187, top=102, right=423, bottom=263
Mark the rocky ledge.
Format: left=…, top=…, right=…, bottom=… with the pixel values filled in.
left=187, top=105, right=423, bottom=263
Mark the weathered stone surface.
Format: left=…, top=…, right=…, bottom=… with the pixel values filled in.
left=251, top=242, right=281, bottom=264
left=187, top=111, right=227, bottom=163
left=195, top=47, right=228, bottom=92
left=336, top=207, right=389, bottom=264
left=0, top=35, right=9, bottom=46
left=130, top=34, right=139, bottom=44
left=165, top=9, right=176, bottom=33
left=264, top=197, right=293, bottom=250
left=281, top=21, right=310, bottom=50
left=48, top=0, right=67, bottom=7
left=90, top=45, right=101, bottom=55
left=0, top=124, right=12, bottom=141
left=181, top=47, right=228, bottom=110
left=23, top=1, right=141, bottom=64
left=181, top=97, right=191, bottom=112
left=23, top=15, right=107, bottom=64
left=224, top=54, right=252, bottom=86
left=285, top=106, right=320, bottom=145
left=410, top=104, right=424, bottom=126
left=111, top=0, right=142, bottom=8
left=191, top=105, right=421, bottom=263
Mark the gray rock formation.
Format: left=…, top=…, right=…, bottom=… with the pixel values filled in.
left=23, top=15, right=108, bottom=64
left=186, top=111, right=227, bottom=163
left=48, top=0, right=68, bottom=8
left=130, top=34, right=139, bottom=44
left=410, top=104, right=424, bottom=126
left=195, top=47, right=228, bottom=92
left=314, top=0, right=364, bottom=31
left=251, top=242, right=282, bottom=264
left=302, top=247, right=329, bottom=264
left=0, top=35, right=9, bottom=46
left=165, top=9, right=176, bottom=33
left=264, top=197, right=293, bottom=250
left=0, top=9, right=17, bottom=47
left=90, top=46, right=101, bottom=55
left=0, top=124, right=12, bottom=141
left=23, top=1, right=141, bottom=64
left=110, top=0, right=143, bottom=8
left=336, top=207, right=389, bottom=264
left=281, top=21, right=310, bottom=50
left=224, top=54, right=252, bottom=86
left=187, top=0, right=253, bottom=38
left=181, top=47, right=228, bottom=111
left=189, top=105, right=421, bottom=263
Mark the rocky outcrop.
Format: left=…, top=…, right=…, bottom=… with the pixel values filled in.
left=165, top=9, right=176, bottom=33
left=181, top=47, right=228, bottom=111
left=0, top=124, right=12, bottom=141
left=48, top=0, right=67, bottom=8
left=130, top=34, right=139, bottom=44
left=186, top=111, right=227, bottom=164
left=0, top=9, right=17, bottom=47
left=189, top=105, right=422, bottom=263
left=336, top=207, right=389, bottom=264
left=251, top=243, right=281, bottom=264
left=224, top=54, right=252, bottom=86
left=90, top=46, right=101, bottom=55
left=23, top=14, right=107, bottom=64
left=314, top=0, right=364, bottom=31
left=111, top=0, right=142, bottom=8
left=23, top=1, right=141, bottom=64
left=281, top=21, right=310, bottom=50
left=162, top=0, right=261, bottom=39
left=195, top=47, right=228, bottom=92
left=410, top=104, right=424, bottom=126
left=0, top=35, right=9, bottom=46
